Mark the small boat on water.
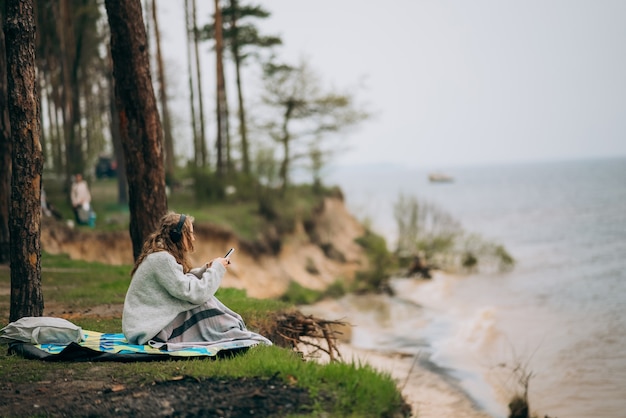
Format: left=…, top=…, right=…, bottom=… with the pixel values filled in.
left=428, top=172, right=454, bottom=183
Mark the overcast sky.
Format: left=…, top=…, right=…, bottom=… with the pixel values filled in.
left=158, top=0, right=626, bottom=170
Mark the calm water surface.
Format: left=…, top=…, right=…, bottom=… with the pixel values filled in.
left=326, top=157, right=626, bottom=418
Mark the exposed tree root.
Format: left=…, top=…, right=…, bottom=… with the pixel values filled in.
left=267, top=310, right=348, bottom=362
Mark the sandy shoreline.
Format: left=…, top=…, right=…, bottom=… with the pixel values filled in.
left=334, top=343, right=493, bottom=418
left=296, top=319, right=495, bottom=417
left=298, top=339, right=494, bottom=417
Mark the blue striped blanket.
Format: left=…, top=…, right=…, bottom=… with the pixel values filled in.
left=10, top=329, right=264, bottom=362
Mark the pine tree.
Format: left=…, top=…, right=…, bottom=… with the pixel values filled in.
left=5, top=0, right=45, bottom=321
left=105, top=0, right=168, bottom=259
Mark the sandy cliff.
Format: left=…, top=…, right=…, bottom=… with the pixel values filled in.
left=41, top=197, right=369, bottom=299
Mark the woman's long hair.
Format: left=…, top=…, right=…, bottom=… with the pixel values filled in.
left=131, top=212, right=195, bottom=276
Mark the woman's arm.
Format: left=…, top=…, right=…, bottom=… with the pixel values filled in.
left=153, top=253, right=225, bottom=304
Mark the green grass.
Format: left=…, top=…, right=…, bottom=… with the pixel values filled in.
left=279, top=281, right=326, bottom=305
left=172, top=200, right=266, bottom=242
left=0, top=252, right=409, bottom=417
left=44, top=176, right=279, bottom=241
left=0, top=341, right=406, bottom=417
left=43, top=175, right=338, bottom=242
left=40, top=255, right=130, bottom=308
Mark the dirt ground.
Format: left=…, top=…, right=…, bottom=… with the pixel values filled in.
left=0, top=300, right=338, bottom=418
left=0, top=372, right=322, bottom=418
left=0, top=295, right=330, bottom=418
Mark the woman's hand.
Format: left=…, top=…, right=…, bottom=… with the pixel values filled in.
left=207, top=257, right=230, bottom=269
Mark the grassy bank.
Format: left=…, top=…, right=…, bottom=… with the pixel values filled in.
left=0, top=253, right=410, bottom=417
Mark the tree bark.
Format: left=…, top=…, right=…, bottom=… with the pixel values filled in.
left=192, top=0, right=208, bottom=167
left=229, top=0, right=250, bottom=176
left=184, top=0, right=200, bottom=168
left=0, top=11, right=12, bottom=265
left=105, top=0, right=168, bottom=260
left=57, top=0, right=83, bottom=178
left=151, top=0, right=175, bottom=184
left=5, top=0, right=45, bottom=321
left=106, top=49, right=127, bottom=205
left=214, top=0, right=228, bottom=176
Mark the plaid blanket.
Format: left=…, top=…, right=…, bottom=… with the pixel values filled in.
left=9, top=329, right=264, bottom=362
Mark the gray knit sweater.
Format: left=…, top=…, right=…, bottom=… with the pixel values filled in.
left=122, top=251, right=226, bottom=345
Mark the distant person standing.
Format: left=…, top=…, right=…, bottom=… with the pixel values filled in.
left=70, top=173, right=92, bottom=225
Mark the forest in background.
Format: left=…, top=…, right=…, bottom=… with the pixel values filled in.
left=4, top=0, right=368, bottom=191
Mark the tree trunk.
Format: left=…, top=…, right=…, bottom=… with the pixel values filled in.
left=42, top=69, right=65, bottom=176
left=233, top=43, right=249, bottom=176
left=0, top=11, right=12, bottom=265
left=110, top=92, right=128, bottom=205
left=230, top=0, right=250, bottom=176
left=184, top=0, right=200, bottom=168
left=106, top=50, right=127, bottom=205
left=151, top=0, right=175, bottom=184
left=51, top=80, right=65, bottom=176
left=192, top=0, right=208, bottom=167
left=57, top=0, right=82, bottom=178
left=279, top=106, right=292, bottom=193
left=214, top=0, right=228, bottom=176
left=5, top=0, right=45, bottom=321
left=105, top=0, right=168, bottom=260
left=36, top=73, right=48, bottom=164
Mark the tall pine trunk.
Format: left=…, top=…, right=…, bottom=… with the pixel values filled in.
left=192, top=0, right=208, bottom=167
left=214, top=0, right=229, bottom=176
left=57, top=0, right=83, bottom=178
left=0, top=11, right=12, bottom=265
left=151, top=0, right=175, bottom=184
left=5, top=0, right=45, bottom=321
left=230, top=0, right=250, bottom=176
left=185, top=0, right=200, bottom=168
left=105, top=0, right=168, bottom=260
left=106, top=49, right=127, bottom=205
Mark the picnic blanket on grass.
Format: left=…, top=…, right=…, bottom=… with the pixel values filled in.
left=8, top=329, right=262, bottom=362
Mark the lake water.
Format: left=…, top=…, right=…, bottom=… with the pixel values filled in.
left=323, top=157, right=626, bottom=418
